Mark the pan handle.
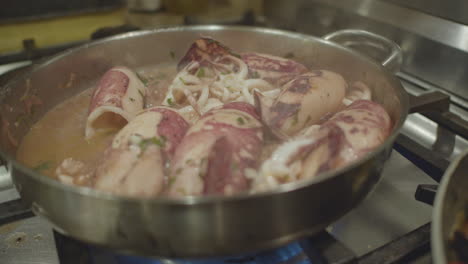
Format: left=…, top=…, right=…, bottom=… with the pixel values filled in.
left=323, top=29, right=403, bottom=73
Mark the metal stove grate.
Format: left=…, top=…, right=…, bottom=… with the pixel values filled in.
left=113, top=242, right=309, bottom=264
left=53, top=231, right=310, bottom=264
left=50, top=223, right=432, bottom=264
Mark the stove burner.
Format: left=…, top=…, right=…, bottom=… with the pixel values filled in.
left=114, top=242, right=309, bottom=264
left=51, top=222, right=432, bottom=264
left=53, top=231, right=310, bottom=264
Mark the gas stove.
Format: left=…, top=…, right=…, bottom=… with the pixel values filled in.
left=0, top=1, right=468, bottom=263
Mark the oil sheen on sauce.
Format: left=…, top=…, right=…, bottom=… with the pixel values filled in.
left=16, top=66, right=175, bottom=179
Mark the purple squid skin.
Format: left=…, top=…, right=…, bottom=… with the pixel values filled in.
left=256, top=70, right=347, bottom=138
left=257, top=99, right=392, bottom=190
left=168, top=102, right=263, bottom=197
left=177, top=38, right=238, bottom=71
left=241, top=52, right=308, bottom=86
left=296, top=99, right=392, bottom=179
left=93, top=107, right=189, bottom=197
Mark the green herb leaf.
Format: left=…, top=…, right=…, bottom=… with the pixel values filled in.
left=236, top=117, right=245, bottom=125
left=196, top=67, right=205, bottom=78
left=139, top=136, right=165, bottom=152
left=136, top=73, right=148, bottom=86
left=33, top=161, right=52, bottom=173
left=170, top=51, right=175, bottom=59
left=152, top=137, right=165, bottom=147
left=167, top=98, right=175, bottom=106
left=179, top=77, right=188, bottom=85
left=129, top=97, right=135, bottom=102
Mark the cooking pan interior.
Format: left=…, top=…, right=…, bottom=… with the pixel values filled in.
left=0, top=25, right=405, bottom=160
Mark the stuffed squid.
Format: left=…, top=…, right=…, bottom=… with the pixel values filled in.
left=168, top=102, right=263, bottom=197
left=85, top=66, right=147, bottom=139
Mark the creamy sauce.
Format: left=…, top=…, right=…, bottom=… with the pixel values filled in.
left=15, top=64, right=304, bottom=191
left=16, top=66, right=175, bottom=179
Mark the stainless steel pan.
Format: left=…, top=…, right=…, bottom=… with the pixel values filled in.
left=0, top=26, right=408, bottom=257
left=432, top=149, right=468, bottom=263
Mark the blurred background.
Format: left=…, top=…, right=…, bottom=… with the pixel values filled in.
left=0, top=0, right=262, bottom=55
left=2, top=0, right=468, bottom=107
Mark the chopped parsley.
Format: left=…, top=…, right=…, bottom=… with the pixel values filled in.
left=129, top=97, right=135, bottom=102
left=33, top=161, right=52, bottom=173
left=179, top=77, right=188, bottom=85
left=167, top=98, right=175, bottom=106
left=139, top=136, right=166, bottom=152
left=170, top=51, right=175, bottom=59
left=136, top=73, right=148, bottom=86
left=196, top=67, right=205, bottom=78
left=175, top=168, right=183, bottom=175
left=236, top=117, right=245, bottom=125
